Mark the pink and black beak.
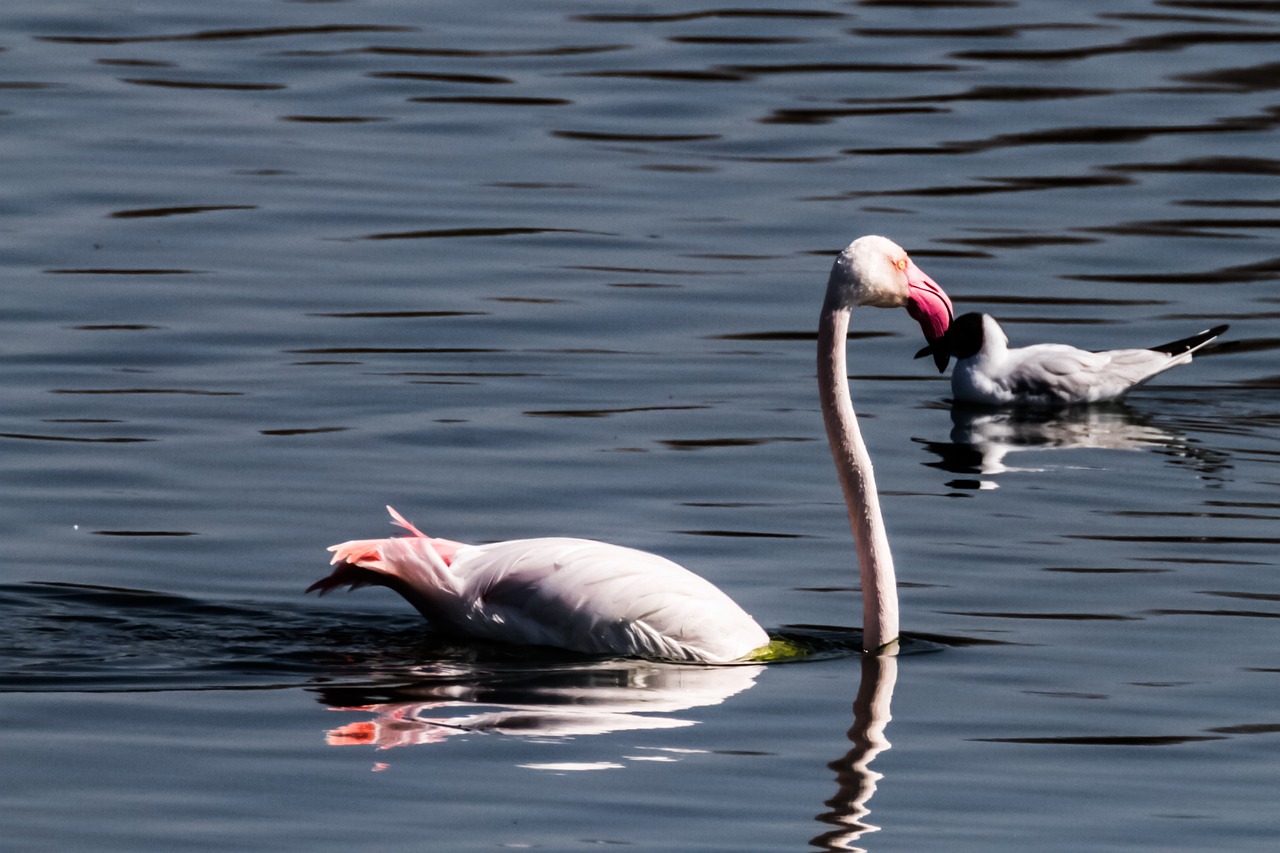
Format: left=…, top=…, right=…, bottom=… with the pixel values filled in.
left=903, top=259, right=954, bottom=373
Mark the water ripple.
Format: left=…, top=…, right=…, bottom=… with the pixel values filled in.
left=951, top=29, right=1280, bottom=63
left=108, top=204, right=256, bottom=219
left=38, top=24, right=417, bottom=44
left=572, top=9, right=846, bottom=24
left=120, top=78, right=287, bottom=91
left=974, top=734, right=1227, bottom=746
left=0, top=584, right=908, bottom=696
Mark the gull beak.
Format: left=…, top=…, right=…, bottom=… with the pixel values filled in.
left=913, top=338, right=951, bottom=374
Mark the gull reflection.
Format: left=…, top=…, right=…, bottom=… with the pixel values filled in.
left=917, top=404, right=1230, bottom=486
left=812, top=654, right=898, bottom=853
left=312, top=658, right=762, bottom=750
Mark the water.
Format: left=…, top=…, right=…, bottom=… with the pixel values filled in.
left=2, top=0, right=1278, bottom=849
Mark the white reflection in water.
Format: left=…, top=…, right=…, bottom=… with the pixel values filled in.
left=318, top=650, right=902, bottom=846
left=918, top=404, right=1228, bottom=485
left=517, top=762, right=625, bottom=772
left=318, top=659, right=762, bottom=751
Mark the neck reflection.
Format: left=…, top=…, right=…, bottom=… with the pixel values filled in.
left=812, top=653, right=898, bottom=852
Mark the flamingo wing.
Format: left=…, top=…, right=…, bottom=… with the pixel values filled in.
left=310, top=511, right=768, bottom=663
left=446, top=538, right=768, bottom=662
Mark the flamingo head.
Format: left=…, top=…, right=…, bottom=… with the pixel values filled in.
left=826, top=235, right=954, bottom=370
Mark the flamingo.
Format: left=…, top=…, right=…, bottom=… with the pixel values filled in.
left=308, top=235, right=954, bottom=662
left=917, top=312, right=1228, bottom=407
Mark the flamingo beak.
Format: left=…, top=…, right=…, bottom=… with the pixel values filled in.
left=903, top=260, right=954, bottom=373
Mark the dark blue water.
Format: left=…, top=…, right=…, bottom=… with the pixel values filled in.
left=3, top=1, right=1278, bottom=849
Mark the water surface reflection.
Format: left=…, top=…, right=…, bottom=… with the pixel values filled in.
left=313, top=660, right=762, bottom=751
left=812, top=654, right=897, bottom=853
left=918, top=404, right=1231, bottom=486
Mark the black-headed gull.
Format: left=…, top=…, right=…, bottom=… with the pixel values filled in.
left=917, top=312, right=1228, bottom=406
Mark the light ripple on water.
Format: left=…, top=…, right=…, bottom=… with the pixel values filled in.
left=0, top=581, right=808, bottom=694
left=0, top=581, right=972, bottom=696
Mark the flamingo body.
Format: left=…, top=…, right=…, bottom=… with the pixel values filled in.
left=312, top=511, right=770, bottom=663
left=311, top=235, right=954, bottom=661
left=921, top=313, right=1228, bottom=406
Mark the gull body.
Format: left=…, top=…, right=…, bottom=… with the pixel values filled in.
left=309, top=235, right=954, bottom=662
left=921, top=312, right=1227, bottom=407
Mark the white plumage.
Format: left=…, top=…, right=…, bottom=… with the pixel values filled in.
left=312, top=511, right=769, bottom=663
left=919, top=312, right=1227, bottom=406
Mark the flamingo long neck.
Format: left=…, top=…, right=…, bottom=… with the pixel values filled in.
left=817, top=304, right=900, bottom=652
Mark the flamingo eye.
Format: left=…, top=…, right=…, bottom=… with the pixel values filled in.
left=894, top=258, right=908, bottom=272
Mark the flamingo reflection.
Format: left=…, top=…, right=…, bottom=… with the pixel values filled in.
left=812, top=654, right=898, bottom=852
left=314, top=659, right=762, bottom=750
left=315, top=640, right=905, bottom=849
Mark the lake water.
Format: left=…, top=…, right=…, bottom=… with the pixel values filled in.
left=2, top=0, right=1278, bottom=849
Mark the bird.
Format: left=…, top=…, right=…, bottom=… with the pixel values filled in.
left=916, top=312, right=1228, bottom=407
left=307, top=235, right=955, bottom=662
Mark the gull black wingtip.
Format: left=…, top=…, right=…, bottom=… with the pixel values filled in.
left=1148, top=323, right=1231, bottom=357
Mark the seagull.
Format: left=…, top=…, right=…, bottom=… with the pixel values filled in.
left=917, top=312, right=1228, bottom=406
